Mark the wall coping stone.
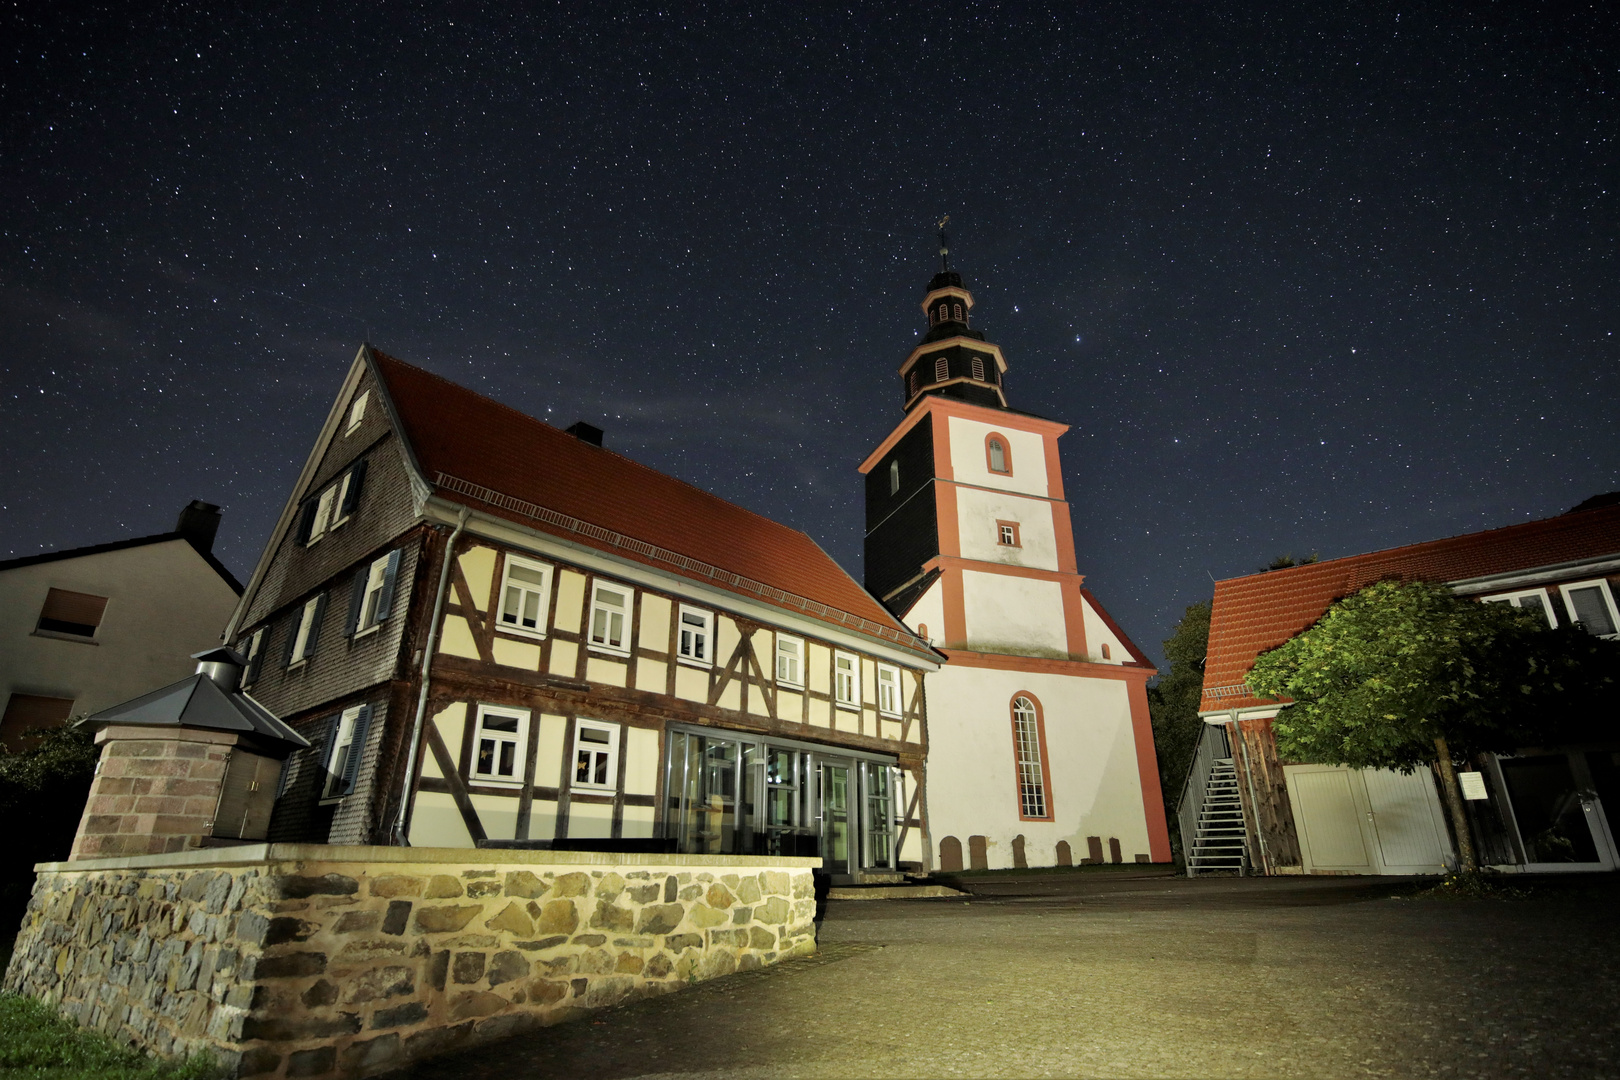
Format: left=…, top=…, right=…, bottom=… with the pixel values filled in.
left=36, top=843, right=824, bottom=874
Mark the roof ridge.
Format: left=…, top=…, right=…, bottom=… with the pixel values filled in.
left=369, top=348, right=828, bottom=545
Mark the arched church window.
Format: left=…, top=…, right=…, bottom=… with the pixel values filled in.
left=1011, top=694, right=1051, bottom=819
left=971, top=357, right=985, bottom=381
left=889, top=460, right=900, bottom=495
left=986, top=435, right=1011, bottom=475
left=934, top=357, right=949, bottom=382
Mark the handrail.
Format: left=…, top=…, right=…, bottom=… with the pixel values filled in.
left=1175, top=723, right=1229, bottom=876
left=431, top=472, right=931, bottom=654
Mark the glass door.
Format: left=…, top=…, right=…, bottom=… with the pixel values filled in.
left=818, top=762, right=850, bottom=874
left=1499, top=753, right=1618, bottom=871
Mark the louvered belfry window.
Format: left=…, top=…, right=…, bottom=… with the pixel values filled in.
left=934, top=356, right=949, bottom=382
left=38, top=589, right=108, bottom=637
left=1012, top=696, right=1047, bottom=818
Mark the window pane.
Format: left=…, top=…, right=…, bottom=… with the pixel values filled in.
left=594, top=754, right=609, bottom=785
left=596, top=587, right=624, bottom=610
left=499, top=741, right=516, bottom=777
left=521, top=591, right=541, bottom=628
left=576, top=752, right=592, bottom=783
left=580, top=727, right=610, bottom=744
left=1569, top=587, right=1616, bottom=635
left=478, top=739, right=496, bottom=774
left=1518, top=594, right=1548, bottom=620
left=510, top=564, right=546, bottom=587
left=482, top=713, right=519, bottom=733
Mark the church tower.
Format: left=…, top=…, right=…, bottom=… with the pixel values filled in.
left=858, top=231, right=1171, bottom=871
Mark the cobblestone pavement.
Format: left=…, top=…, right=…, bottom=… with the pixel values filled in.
left=391, top=870, right=1620, bottom=1079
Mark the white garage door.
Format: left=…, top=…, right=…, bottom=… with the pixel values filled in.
left=1285, top=765, right=1452, bottom=875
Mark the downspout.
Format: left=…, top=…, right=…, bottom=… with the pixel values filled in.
left=392, top=506, right=470, bottom=845
left=1232, top=709, right=1272, bottom=875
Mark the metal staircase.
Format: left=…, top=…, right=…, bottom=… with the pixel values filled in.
left=1185, top=757, right=1247, bottom=874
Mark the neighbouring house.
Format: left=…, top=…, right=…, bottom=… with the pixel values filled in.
left=856, top=253, right=1171, bottom=871
left=224, top=346, right=940, bottom=880
left=1184, top=495, right=1620, bottom=876
left=0, top=501, right=243, bottom=749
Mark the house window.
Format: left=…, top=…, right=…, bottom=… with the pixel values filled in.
left=300, top=460, right=367, bottom=543
left=877, top=664, right=900, bottom=717
left=306, top=485, right=338, bottom=546
left=1011, top=694, right=1051, bottom=819
left=353, top=550, right=401, bottom=635
left=588, top=581, right=632, bottom=653
left=346, top=390, right=369, bottom=433
left=1482, top=589, right=1558, bottom=628
left=1559, top=580, right=1619, bottom=638
left=986, top=434, right=1012, bottom=475
left=971, top=356, right=985, bottom=381
left=1101, top=643, right=1112, bottom=660
left=889, top=459, right=900, bottom=495
left=572, top=719, right=619, bottom=791
left=834, top=652, right=860, bottom=709
left=934, top=357, right=949, bottom=382
left=496, top=555, right=553, bottom=638
left=678, top=606, right=713, bottom=666
left=997, top=520, right=1021, bottom=548
left=287, top=594, right=325, bottom=665
left=36, top=588, right=108, bottom=639
left=472, top=705, right=530, bottom=787
left=321, top=704, right=371, bottom=801
left=775, top=634, right=803, bottom=687
left=239, top=627, right=266, bottom=687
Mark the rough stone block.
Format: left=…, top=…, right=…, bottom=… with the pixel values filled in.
left=451, top=951, right=486, bottom=984
left=665, top=933, right=702, bottom=953
left=524, top=977, right=569, bottom=1005
left=241, top=1011, right=360, bottom=1040
left=644, top=953, right=673, bottom=979
left=486, top=950, right=529, bottom=986
left=334, top=910, right=382, bottom=934
left=485, top=902, right=533, bottom=936
left=335, top=939, right=407, bottom=963
left=252, top=952, right=326, bottom=978
left=635, top=904, right=684, bottom=936
left=381, top=900, right=412, bottom=936
left=342, top=965, right=414, bottom=1004
left=370, top=875, right=424, bottom=898
left=735, top=876, right=762, bottom=904
left=588, top=902, right=633, bottom=933
left=749, top=926, right=776, bottom=950
left=285, top=1046, right=337, bottom=1078
left=761, top=871, right=790, bottom=896
left=513, top=936, right=568, bottom=952
left=688, top=904, right=728, bottom=929
left=427, top=950, right=449, bottom=992
left=448, top=990, right=509, bottom=1020
left=705, top=884, right=735, bottom=909
left=371, top=1000, right=428, bottom=1029
left=626, top=883, right=661, bottom=904
left=413, top=905, right=483, bottom=934
left=466, top=879, right=503, bottom=899
left=300, top=979, right=337, bottom=1007
left=755, top=897, right=790, bottom=925
left=424, top=875, right=464, bottom=898
left=263, top=917, right=318, bottom=945
left=551, top=872, right=590, bottom=897
left=504, top=871, right=545, bottom=898
left=341, top=1032, right=402, bottom=1071
left=615, top=953, right=643, bottom=975
left=271, top=874, right=359, bottom=900
left=237, top=1047, right=282, bottom=1076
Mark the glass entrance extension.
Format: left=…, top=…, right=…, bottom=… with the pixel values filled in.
left=663, top=725, right=902, bottom=873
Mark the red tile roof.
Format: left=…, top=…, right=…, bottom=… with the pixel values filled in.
left=1200, top=504, right=1620, bottom=712
left=370, top=349, right=932, bottom=659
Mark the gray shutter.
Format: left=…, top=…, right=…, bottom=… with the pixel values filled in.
left=281, top=615, right=299, bottom=668
left=373, top=550, right=403, bottom=622
left=341, top=705, right=372, bottom=796
left=321, top=714, right=341, bottom=772
left=243, top=631, right=266, bottom=686
left=303, top=592, right=328, bottom=657
left=345, top=566, right=367, bottom=638
left=340, top=458, right=367, bottom=516
left=295, top=500, right=318, bottom=545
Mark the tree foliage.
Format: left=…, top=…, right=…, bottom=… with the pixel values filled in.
left=1247, top=580, right=1620, bottom=771
left=1148, top=601, right=1210, bottom=850
left=0, top=722, right=98, bottom=945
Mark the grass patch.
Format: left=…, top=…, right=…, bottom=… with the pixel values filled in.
left=0, top=994, right=221, bottom=1080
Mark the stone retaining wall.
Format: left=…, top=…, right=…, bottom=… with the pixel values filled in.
left=4, top=844, right=819, bottom=1078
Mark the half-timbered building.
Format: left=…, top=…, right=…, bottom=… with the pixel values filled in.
left=226, top=347, right=938, bottom=880
left=858, top=252, right=1173, bottom=871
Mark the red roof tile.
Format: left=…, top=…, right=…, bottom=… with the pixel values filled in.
left=1200, top=505, right=1620, bottom=712
left=370, top=349, right=931, bottom=658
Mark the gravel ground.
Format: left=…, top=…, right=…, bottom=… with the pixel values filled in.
left=391, top=870, right=1620, bottom=1079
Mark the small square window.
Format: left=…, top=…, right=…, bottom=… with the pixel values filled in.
left=678, top=606, right=713, bottom=666
left=775, top=635, right=803, bottom=687
left=834, top=651, right=860, bottom=710
left=471, top=705, right=530, bottom=787
left=876, top=664, right=901, bottom=717
left=588, top=581, right=632, bottom=653
left=347, top=390, right=369, bottom=433
left=1559, top=580, right=1619, bottom=638
left=572, top=719, right=619, bottom=791
left=997, top=520, right=1021, bottom=547
left=496, top=555, right=553, bottom=639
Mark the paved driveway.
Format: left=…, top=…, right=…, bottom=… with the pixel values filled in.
left=393, top=870, right=1620, bottom=1079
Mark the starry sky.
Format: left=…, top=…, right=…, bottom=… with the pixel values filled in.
left=4, top=3, right=1617, bottom=667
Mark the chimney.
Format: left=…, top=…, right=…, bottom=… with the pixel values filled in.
left=176, top=500, right=222, bottom=552
left=192, top=647, right=245, bottom=694
left=565, top=421, right=603, bottom=447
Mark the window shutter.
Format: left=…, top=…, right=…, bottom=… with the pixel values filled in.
left=340, top=459, right=367, bottom=516
left=243, top=633, right=266, bottom=686
left=345, top=567, right=368, bottom=638
left=281, top=616, right=299, bottom=669
left=303, top=593, right=328, bottom=657
left=374, top=550, right=403, bottom=622
left=342, top=705, right=372, bottom=795
left=295, top=500, right=318, bottom=545
left=321, top=713, right=341, bottom=772
left=274, top=752, right=295, bottom=798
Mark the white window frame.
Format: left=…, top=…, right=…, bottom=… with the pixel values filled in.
left=587, top=581, right=633, bottom=655
left=571, top=719, right=620, bottom=793
left=470, top=704, right=530, bottom=788
left=495, top=555, right=553, bottom=640
left=306, top=485, right=338, bottom=546
left=330, top=471, right=356, bottom=531
left=356, top=553, right=392, bottom=635
left=346, top=390, right=369, bottom=433
left=289, top=595, right=321, bottom=665
left=1558, top=579, right=1620, bottom=639
left=677, top=605, right=713, bottom=667
left=1481, top=588, right=1558, bottom=628
left=876, top=664, right=901, bottom=717
left=320, top=705, right=366, bottom=802
left=775, top=634, right=804, bottom=688
left=834, top=651, right=860, bottom=710
left=240, top=628, right=265, bottom=685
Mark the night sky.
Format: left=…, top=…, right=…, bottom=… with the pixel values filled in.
left=5, top=3, right=1617, bottom=666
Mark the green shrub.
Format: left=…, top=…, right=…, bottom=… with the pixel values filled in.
left=0, top=724, right=98, bottom=946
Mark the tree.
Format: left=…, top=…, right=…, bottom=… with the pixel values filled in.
left=0, top=722, right=98, bottom=938
left=1246, top=580, right=1620, bottom=873
left=1148, top=601, right=1210, bottom=857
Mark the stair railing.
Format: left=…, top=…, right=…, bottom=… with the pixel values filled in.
left=1175, top=722, right=1230, bottom=876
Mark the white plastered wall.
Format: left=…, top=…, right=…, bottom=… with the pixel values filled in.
left=922, top=663, right=1150, bottom=869
left=947, top=416, right=1048, bottom=496
left=961, top=570, right=1067, bottom=656
left=1080, top=594, right=1128, bottom=665
left=955, top=488, right=1059, bottom=571
left=902, top=579, right=945, bottom=647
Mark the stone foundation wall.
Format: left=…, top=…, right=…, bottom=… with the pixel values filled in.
left=4, top=845, right=819, bottom=1078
